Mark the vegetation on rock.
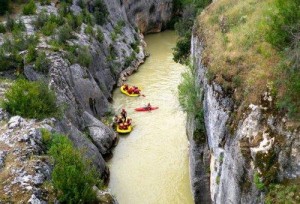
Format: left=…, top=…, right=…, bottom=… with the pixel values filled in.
left=42, top=131, right=103, bottom=203
left=1, top=79, right=60, bottom=119
left=173, top=0, right=212, bottom=64
left=178, top=64, right=206, bottom=143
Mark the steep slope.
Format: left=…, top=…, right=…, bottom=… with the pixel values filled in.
left=189, top=0, right=300, bottom=203
left=0, top=0, right=173, bottom=202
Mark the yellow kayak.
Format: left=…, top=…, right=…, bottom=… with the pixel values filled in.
left=116, top=125, right=132, bottom=134
left=120, top=85, right=140, bottom=97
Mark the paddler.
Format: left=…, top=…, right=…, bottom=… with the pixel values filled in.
left=145, top=103, right=151, bottom=111
left=133, top=86, right=140, bottom=94
left=126, top=118, right=132, bottom=126
left=121, top=109, right=127, bottom=120
left=123, top=84, right=129, bottom=91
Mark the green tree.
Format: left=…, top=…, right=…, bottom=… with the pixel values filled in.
left=266, top=0, right=300, bottom=49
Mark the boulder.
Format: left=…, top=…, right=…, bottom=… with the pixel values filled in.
left=56, top=120, right=109, bottom=181
left=8, top=116, right=24, bottom=129
left=83, top=111, right=117, bottom=155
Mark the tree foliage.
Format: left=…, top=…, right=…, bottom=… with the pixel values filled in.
left=173, top=0, right=212, bottom=65
left=1, top=79, right=60, bottom=119
left=48, top=134, right=102, bottom=203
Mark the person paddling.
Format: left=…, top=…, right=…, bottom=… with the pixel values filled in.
left=121, top=109, right=127, bottom=120
left=144, top=103, right=151, bottom=111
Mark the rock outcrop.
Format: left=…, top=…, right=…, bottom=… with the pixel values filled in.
left=0, top=0, right=174, bottom=203
left=123, top=0, right=173, bottom=33
left=0, top=114, right=54, bottom=203
left=191, top=28, right=300, bottom=204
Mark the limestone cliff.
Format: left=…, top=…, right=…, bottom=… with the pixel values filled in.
left=0, top=0, right=173, bottom=202
left=190, top=23, right=300, bottom=204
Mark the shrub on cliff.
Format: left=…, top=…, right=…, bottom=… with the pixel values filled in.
left=1, top=79, right=60, bottom=119
left=57, top=24, right=74, bottom=44
left=34, top=52, right=51, bottom=73
left=22, top=0, right=37, bottom=15
left=265, top=0, right=300, bottom=118
left=47, top=133, right=102, bottom=203
left=266, top=0, right=300, bottom=49
left=173, top=1, right=211, bottom=65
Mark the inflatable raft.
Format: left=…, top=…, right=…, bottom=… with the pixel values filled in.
left=116, top=125, right=132, bottom=134
left=120, top=85, right=140, bottom=97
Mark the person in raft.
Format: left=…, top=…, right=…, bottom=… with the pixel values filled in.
left=123, top=84, right=129, bottom=91
left=132, top=86, right=140, bottom=94
left=126, top=118, right=132, bottom=126
left=121, top=109, right=127, bottom=120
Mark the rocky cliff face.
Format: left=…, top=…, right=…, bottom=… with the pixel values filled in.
left=190, top=31, right=300, bottom=203
left=0, top=0, right=173, bottom=203
left=22, top=0, right=173, bottom=179
left=122, top=0, right=173, bottom=33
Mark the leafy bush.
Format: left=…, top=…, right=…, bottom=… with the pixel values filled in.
left=265, top=0, right=300, bottom=118
left=124, top=53, right=136, bottom=67
left=48, top=133, right=101, bottom=203
left=130, top=41, right=140, bottom=53
left=0, top=33, right=38, bottom=71
left=34, top=11, right=48, bottom=29
left=173, top=33, right=191, bottom=64
left=0, top=50, right=23, bottom=71
left=42, top=21, right=57, bottom=36
left=96, top=28, right=104, bottom=43
left=178, top=64, right=201, bottom=113
left=0, top=23, right=6, bottom=33
left=1, top=79, right=60, bottom=119
left=178, top=64, right=206, bottom=143
left=39, top=0, right=51, bottom=5
left=77, top=46, right=92, bottom=67
left=84, top=24, right=94, bottom=36
left=0, top=0, right=10, bottom=15
left=25, top=45, right=37, bottom=63
left=266, top=0, right=300, bottom=49
left=12, top=19, right=26, bottom=34
left=93, top=0, right=108, bottom=25
left=35, top=52, right=51, bottom=73
left=57, top=24, right=74, bottom=44
left=66, top=13, right=82, bottom=30
left=22, top=0, right=37, bottom=15
left=173, top=0, right=211, bottom=65
left=66, top=46, right=92, bottom=67
left=254, top=172, right=265, bottom=191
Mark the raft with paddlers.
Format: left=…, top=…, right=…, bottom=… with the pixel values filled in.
left=120, top=84, right=143, bottom=97
left=135, top=103, right=158, bottom=112
left=113, top=109, right=133, bottom=134
left=116, top=124, right=132, bottom=134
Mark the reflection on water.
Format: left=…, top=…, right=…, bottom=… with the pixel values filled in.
left=108, top=31, right=194, bottom=204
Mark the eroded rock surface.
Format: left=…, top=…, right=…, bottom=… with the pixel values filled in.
left=191, top=32, right=300, bottom=204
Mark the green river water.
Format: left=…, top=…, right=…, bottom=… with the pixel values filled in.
left=108, top=31, right=194, bottom=204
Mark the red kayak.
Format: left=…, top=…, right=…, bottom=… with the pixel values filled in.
left=135, top=107, right=159, bottom=111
